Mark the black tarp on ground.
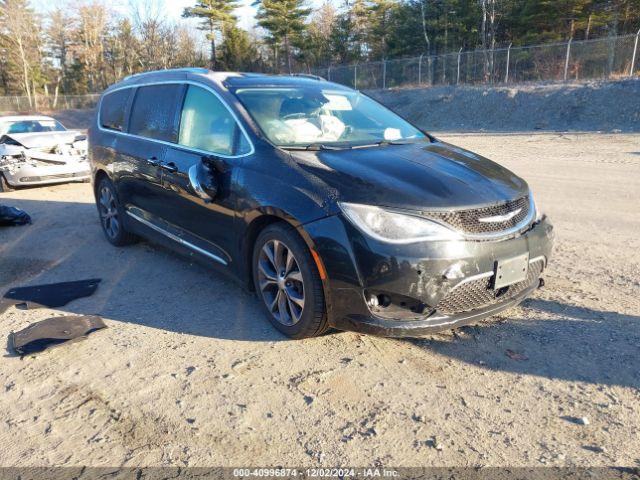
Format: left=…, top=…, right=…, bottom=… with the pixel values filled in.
left=0, top=279, right=101, bottom=314
left=0, top=205, right=31, bottom=226
left=8, top=315, right=107, bottom=355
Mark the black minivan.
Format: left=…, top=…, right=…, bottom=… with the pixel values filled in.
left=89, top=68, right=554, bottom=338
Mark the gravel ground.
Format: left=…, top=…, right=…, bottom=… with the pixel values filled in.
left=0, top=133, right=639, bottom=468
left=370, top=79, right=640, bottom=133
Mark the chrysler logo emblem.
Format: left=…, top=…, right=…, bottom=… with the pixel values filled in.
left=478, top=208, right=523, bottom=223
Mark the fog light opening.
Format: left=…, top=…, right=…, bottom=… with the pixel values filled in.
left=377, top=294, right=391, bottom=308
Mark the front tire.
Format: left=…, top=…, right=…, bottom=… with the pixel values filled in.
left=253, top=223, right=328, bottom=339
left=96, top=177, right=137, bottom=246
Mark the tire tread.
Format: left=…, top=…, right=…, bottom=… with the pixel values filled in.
left=253, top=222, right=328, bottom=339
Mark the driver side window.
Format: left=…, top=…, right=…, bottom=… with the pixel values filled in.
left=179, top=85, right=249, bottom=156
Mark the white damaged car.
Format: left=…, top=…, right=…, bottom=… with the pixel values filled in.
left=0, top=115, right=90, bottom=191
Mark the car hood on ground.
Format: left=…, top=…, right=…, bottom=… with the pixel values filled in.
left=289, top=140, right=529, bottom=212
left=0, top=131, right=85, bottom=149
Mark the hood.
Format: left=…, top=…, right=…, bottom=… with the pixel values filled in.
left=289, top=140, right=529, bottom=211
left=0, top=131, right=85, bottom=149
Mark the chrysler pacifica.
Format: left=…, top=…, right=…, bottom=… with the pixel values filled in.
left=89, top=69, right=554, bottom=338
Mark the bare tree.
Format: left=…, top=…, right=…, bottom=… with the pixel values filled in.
left=0, top=0, right=43, bottom=105
left=75, top=1, right=108, bottom=92
left=47, top=7, right=75, bottom=99
left=479, top=0, right=498, bottom=82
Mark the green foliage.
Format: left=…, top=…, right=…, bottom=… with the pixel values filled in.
left=219, top=26, right=261, bottom=71
left=1, top=0, right=639, bottom=97
left=0, top=0, right=43, bottom=98
left=183, top=0, right=239, bottom=68
left=255, top=0, right=312, bottom=71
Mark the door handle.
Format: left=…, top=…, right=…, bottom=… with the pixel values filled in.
left=161, top=162, right=178, bottom=173
left=188, top=165, right=213, bottom=202
left=147, top=156, right=161, bottom=166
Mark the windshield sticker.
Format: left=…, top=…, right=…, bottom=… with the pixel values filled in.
left=324, top=94, right=353, bottom=111
left=384, top=128, right=402, bottom=141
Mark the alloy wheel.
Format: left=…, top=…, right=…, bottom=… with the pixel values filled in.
left=99, top=186, right=120, bottom=239
left=257, top=239, right=305, bottom=326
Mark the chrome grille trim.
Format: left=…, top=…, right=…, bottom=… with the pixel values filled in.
left=421, top=196, right=536, bottom=240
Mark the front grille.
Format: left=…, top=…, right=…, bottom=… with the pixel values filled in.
left=436, top=259, right=543, bottom=315
left=424, top=196, right=531, bottom=235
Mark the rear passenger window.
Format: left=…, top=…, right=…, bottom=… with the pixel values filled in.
left=100, top=89, right=131, bottom=131
left=129, top=84, right=182, bottom=142
left=179, top=85, right=250, bottom=156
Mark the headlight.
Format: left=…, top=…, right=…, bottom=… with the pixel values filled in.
left=531, top=190, right=545, bottom=222
left=340, top=202, right=462, bottom=243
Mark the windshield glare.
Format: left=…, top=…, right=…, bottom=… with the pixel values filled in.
left=1, top=119, right=67, bottom=135
left=234, top=87, right=426, bottom=148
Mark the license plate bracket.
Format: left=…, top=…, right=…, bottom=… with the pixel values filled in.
left=494, top=253, right=529, bottom=290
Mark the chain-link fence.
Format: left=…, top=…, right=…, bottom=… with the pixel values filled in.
left=1, top=33, right=639, bottom=113
left=0, top=94, right=100, bottom=114
left=312, top=33, right=640, bottom=89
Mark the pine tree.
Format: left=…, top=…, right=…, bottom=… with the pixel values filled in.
left=255, top=0, right=311, bottom=73
left=219, top=26, right=260, bottom=71
left=183, top=0, right=239, bottom=70
left=368, top=0, right=397, bottom=59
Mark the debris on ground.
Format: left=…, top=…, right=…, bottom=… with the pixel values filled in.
left=562, top=416, right=591, bottom=426
left=0, top=279, right=101, bottom=314
left=426, top=436, right=444, bottom=451
left=505, top=349, right=529, bottom=361
left=582, top=445, right=606, bottom=454
left=0, top=205, right=31, bottom=226
left=8, top=315, right=107, bottom=355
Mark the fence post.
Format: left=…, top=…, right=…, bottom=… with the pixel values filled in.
left=418, top=53, right=424, bottom=85
left=631, top=28, right=640, bottom=77
left=457, top=47, right=463, bottom=85
left=382, top=60, right=387, bottom=89
left=564, top=38, right=573, bottom=81
left=327, top=66, right=331, bottom=82
left=505, top=43, right=513, bottom=83
left=354, top=64, right=357, bottom=89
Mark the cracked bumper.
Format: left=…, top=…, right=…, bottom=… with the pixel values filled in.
left=2, top=164, right=90, bottom=186
left=303, top=214, right=554, bottom=337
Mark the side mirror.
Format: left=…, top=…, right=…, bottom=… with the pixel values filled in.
left=188, top=162, right=217, bottom=202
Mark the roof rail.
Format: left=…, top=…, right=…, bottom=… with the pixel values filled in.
left=288, top=73, right=327, bottom=81
left=122, top=68, right=210, bottom=82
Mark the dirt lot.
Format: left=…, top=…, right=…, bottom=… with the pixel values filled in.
left=0, top=133, right=639, bottom=468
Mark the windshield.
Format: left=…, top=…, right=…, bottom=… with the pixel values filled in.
left=234, top=87, right=426, bottom=148
left=1, top=119, right=67, bottom=135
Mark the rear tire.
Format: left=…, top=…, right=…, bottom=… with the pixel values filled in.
left=96, top=177, right=137, bottom=246
left=0, top=174, right=14, bottom=192
left=253, top=223, right=328, bottom=339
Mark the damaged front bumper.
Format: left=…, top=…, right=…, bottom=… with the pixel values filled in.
left=303, top=214, right=555, bottom=337
left=0, top=136, right=90, bottom=187
left=1, top=155, right=90, bottom=187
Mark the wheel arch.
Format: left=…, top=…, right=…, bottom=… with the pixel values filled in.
left=240, top=207, right=325, bottom=293
left=93, top=169, right=110, bottom=197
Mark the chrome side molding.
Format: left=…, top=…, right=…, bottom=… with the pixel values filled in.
left=126, top=210, right=228, bottom=266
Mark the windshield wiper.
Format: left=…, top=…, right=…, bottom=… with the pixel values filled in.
left=281, top=143, right=348, bottom=151
left=352, top=139, right=419, bottom=149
